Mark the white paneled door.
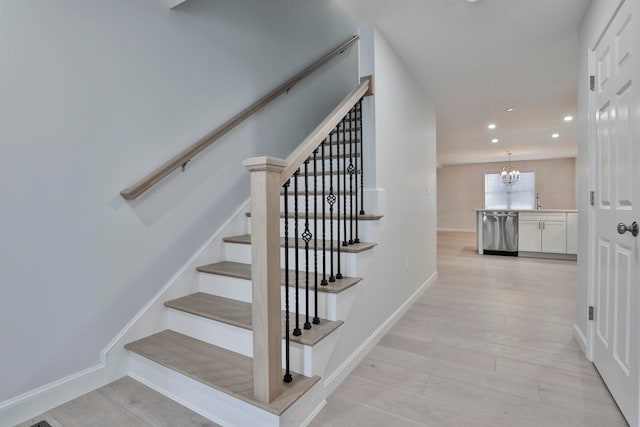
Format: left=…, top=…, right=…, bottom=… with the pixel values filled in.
left=590, top=0, right=639, bottom=425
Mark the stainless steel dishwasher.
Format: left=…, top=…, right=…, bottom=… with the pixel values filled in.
left=482, top=211, right=518, bottom=256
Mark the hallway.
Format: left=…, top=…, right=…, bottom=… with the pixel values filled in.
left=312, top=231, right=627, bottom=426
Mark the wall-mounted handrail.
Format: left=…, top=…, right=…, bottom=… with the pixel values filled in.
left=120, top=35, right=360, bottom=200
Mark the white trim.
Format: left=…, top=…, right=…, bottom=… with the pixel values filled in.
left=437, top=228, right=475, bottom=233
left=323, top=271, right=438, bottom=394
left=573, top=323, right=588, bottom=357
left=0, top=199, right=250, bottom=426
left=300, top=400, right=327, bottom=427
left=0, top=364, right=108, bottom=426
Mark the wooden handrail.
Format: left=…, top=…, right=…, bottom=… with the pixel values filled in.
left=279, top=76, right=371, bottom=185
left=120, top=35, right=360, bottom=200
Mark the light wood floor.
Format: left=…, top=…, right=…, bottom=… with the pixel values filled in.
left=311, top=231, right=628, bottom=427
left=15, top=376, right=220, bottom=427
left=17, top=232, right=627, bottom=426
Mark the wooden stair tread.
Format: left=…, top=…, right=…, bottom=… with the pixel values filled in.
left=280, top=190, right=355, bottom=195
left=317, top=153, right=361, bottom=161
left=165, top=292, right=344, bottom=346
left=125, top=330, right=319, bottom=416
left=224, top=234, right=377, bottom=253
left=245, top=212, right=383, bottom=221
left=197, top=261, right=361, bottom=293
left=296, top=169, right=361, bottom=176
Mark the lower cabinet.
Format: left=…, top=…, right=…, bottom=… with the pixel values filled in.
left=518, top=212, right=573, bottom=255
left=567, top=213, right=578, bottom=255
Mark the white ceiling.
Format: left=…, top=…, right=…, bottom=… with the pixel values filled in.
left=337, top=0, right=591, bottom=166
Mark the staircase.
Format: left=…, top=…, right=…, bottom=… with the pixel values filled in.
left=123, top=80, right=380, bottom=426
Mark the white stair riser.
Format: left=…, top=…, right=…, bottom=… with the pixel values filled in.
left=197, top=272, right=342, bottom=320
left=128, top=353, right=280, bottom=427
left=247, top=217, right=379, bottom=243
left=166, top=309, right=335, bottom=377
left=224, top=243, right=363, bottom=277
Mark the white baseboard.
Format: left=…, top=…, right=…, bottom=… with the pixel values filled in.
left=301, top=400, right=327, bottom=427
left=0, top=199, right=250, bottom=427
left=0, top=363, right=109, bottom=427
left=323, top=270, right=438, bottom=394
left=437, top=228, right=475, bottom=233
left=573, top=323, right=588, bottom=356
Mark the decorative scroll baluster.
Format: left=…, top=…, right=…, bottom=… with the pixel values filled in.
left=328, top=125, right=337, bottom=282
left=303, top=159, right=312, bottom=331
left=348, top=107, right=355, bottom=245
left=282, top=179, right=292, bottom=383
left=313, top=149, right=320, bottom=324
left=321, top=140, right=328, bottom=286
left=336, top=121, right=343, bottom=280
left=359, top=99, right=365, bottom=216
left=354, top=101, right=362, bottom=243
left=293, top=169, right=302, bottom=336
left=342, top=116, right=349, bottom=247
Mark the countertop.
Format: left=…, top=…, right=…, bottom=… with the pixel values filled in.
left=473, top=209, right=578, bottom=213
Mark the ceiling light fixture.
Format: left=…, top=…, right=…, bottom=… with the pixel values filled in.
left=488, top=124, right=496, bottom=130
left=491, top=138, right=499, bottom=143
left=564, top=115, right=573, bottom=122
left=500, top=152, right=520, bottom=186
left=506, top=107, right=515, bottom=112
left=552, top=133, right=560, bottom=138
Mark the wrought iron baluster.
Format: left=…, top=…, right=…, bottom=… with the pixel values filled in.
left=303, top=159, right=312, bottom=331
left=342, top=114, right=348, bottom=247
left=313, top=149, right=320, bottom=324
left=293, top=169, right=301, bottom=337
left=348, top=107, right=355, bottom=245
left=359, top=99, right=365, bottom=216
left=354, top=100, right=362, bottom=243
left=328, top=124, right=337, bottom=282
left=321, top=140, right=328, bottom=286
left=282, top=179, right=292, bottom=383
left=336, top=120, right=343, bottom=280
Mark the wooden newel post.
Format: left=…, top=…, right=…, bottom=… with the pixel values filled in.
left=243, top=156, right=287, bottom=404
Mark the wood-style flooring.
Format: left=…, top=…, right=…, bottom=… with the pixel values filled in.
left=17, top=232, right=627, bottom=426
left=311, top=231, right=627, bottom=427
left=15, top=376, right=220, bottom=427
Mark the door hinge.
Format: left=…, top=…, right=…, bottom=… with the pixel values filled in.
left=590, top=75, right=595, bottom=91
left=589, top=306, right=595, bottom=321
left=590, top=191, right=595, bottom=206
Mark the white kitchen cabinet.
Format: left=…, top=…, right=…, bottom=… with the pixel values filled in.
left=541, top=220, right=567, bottom=253
left=518, top=220, right=542, bottom=252
left=566, top=213, right=578, bottom=254
left=518, top=212, right=569, bottom=254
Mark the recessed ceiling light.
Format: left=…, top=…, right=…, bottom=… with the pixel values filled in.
left=488, top=124, right=496, bottom=130
left=491, top=138, right=499, bottom=143
left=564, top=115, right=573, bottom=122
left=552, top=133, right=560, bottom=138
left=466, top=0, right=480, bottom=3
left=506, top=107, right=515, bottom=112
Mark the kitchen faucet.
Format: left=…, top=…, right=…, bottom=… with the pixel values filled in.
left=536, top=192, right=543, bottom=210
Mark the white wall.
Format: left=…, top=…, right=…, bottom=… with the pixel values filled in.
left=0, top=0, right=358, bottom=402
left=326, top=26, right=437, bottom=374
left=438, top=158, right=577, bottom=231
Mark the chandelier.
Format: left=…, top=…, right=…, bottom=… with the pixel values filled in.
left=500, top=152, right=520, bottom=185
